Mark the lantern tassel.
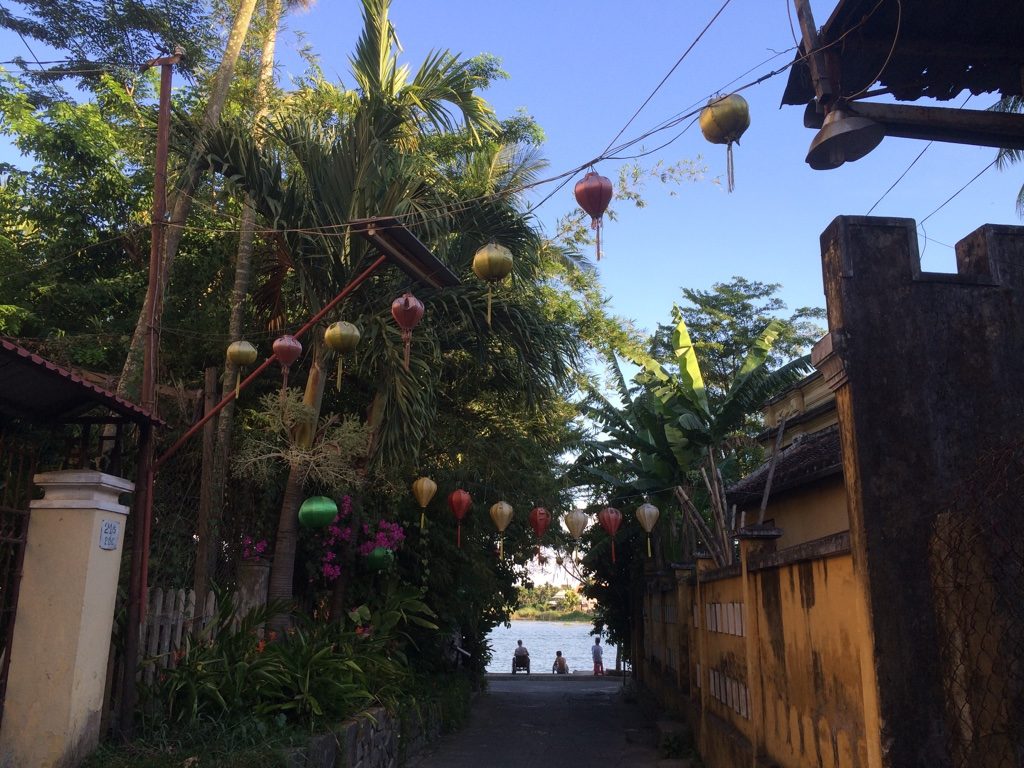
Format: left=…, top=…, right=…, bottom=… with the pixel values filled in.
left=486, top=284, right=493, bottom=328
left=280, top=366, right=289, bottom=406
left=611, top=539, right=616, bottom=564
left=402, top=329, right=411, bottom=372
left=420, top=510, right=425, bottom=529
left=647, top=535, right=652, bottom=559
left=457, top=522, right=461, bottom=549
left=235, top=371, right=241, bottom=400
left=335, top=357, right=343, bottom=392
left=499, top=534, right=504, bottom=560
left=727, top=142, right=735, bottom=193
left=592, top=216, right=603, bottom=261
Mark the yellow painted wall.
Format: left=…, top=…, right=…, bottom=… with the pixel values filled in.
left=754, top=552, right=871, bottom=768
left=761, top=477, right=849, bottom=549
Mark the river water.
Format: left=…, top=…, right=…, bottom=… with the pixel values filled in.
left=484, top=620, right=615, bottom=674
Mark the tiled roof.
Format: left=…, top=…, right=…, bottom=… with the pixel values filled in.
left=728, top=426, right=842, bottom=507
left=0, top=338, right=159, bottom=425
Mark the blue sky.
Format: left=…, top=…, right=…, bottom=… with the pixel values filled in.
left=5, top=0, right=1022, bottom=339
left=273, top=0, right=1022, bottom=336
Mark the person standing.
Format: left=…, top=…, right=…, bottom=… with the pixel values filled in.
left=592, top=637, right=604, bottom=675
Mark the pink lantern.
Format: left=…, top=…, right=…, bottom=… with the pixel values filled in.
left=391, top=292, right=425, bottom=372
left=272, top=335, right=302, bottom=394
left=598, top=506, right=623, bottom=563
left=529, top=506, right=551, bottom=561
left=448, top=489, right=472, bottom=548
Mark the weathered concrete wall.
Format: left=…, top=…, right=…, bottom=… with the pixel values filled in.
left=752, top=545, right=870, bottom=768
left=817, top=217, right=1024, bottom=767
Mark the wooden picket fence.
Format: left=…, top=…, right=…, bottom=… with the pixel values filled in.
left=138, top=587, right=218, bottom=684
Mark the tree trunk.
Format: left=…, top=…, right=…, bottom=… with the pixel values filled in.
left=198, top=0, right=284, bottom=598
left=118, top=0, right=260, bottom=398
left=267, top=348, right=328, bottom=629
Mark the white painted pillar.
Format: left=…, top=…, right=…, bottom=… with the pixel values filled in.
left=0, top=470, right=133, bottom=768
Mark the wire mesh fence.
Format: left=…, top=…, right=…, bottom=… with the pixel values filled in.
left=930, top=441, right=1024, bottom=768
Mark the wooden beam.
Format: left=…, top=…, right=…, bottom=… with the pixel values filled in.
left=851, top=102, right=1024, bottom=149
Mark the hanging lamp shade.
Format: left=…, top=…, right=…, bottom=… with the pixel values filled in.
left=391, top=292, right=425, bottom=372
left=472, top=242, right=514, bottom=328
left=448, top=489, right=472, bottom=548
left=366, top=546, right=395, bottom=572
left=635, top=502, right=661, bottom=558
left=573, top=171, right=613, bottom=260
left=324, top=321, right=361, bottom=391
left=490, top=501, right=514, bottom=559
left=598, top=506, right=623, bottom=563
left=272, top=335, right=302, bottom=395
left=299, top=495, right=338, bottom=528
left=699, top=94, right=750, bottom=193
left=226, top=340, right=257, bottom=399
left=412, top=476, right=437, bottom=529
left=529, top=506, right=551, bottom=562
left=564, top=509, right=589, bottom=541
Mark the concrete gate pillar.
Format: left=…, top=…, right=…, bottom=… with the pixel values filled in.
left=0, top=470, right=133, bottom=768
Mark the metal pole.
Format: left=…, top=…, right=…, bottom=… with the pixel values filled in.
left=120, top=49, right=180, bottom=738
left=154, top=252, right=389, bottom=471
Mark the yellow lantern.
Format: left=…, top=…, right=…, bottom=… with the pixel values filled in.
left=489, top=501, right=514, bottom=559
left=635, top=502, right=661, bottom=558
left=411, top=476, right=437, bottom=529
left=226, top=340, right=258, bottom=399
left=324, top=321, right=361, bottom=391
left=564, top=509, right=589, bottom=541
left=472, top=242, right=514, bottom=328
left=699, top=93, right=750, bottom=192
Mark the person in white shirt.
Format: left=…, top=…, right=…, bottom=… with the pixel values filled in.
left=592, top=637, right=604, bottom=675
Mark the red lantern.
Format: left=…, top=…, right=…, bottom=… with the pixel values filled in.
left=598, top=506, right=623, bottom=563
left=391, top=292, right=425, bottom=372
left=529, top=506, right=551, bottom=561
left=573, top=171, right=613, bottom=261
left=272, top=335, right=302, bottom=394
left=448, top=489, right=472, bottom=548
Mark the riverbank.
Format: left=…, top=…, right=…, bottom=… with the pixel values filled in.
left=511, top=609, right=593, bottom=622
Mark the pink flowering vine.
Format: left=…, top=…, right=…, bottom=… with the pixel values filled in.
left=313, top=496, right=406, bottom=583
left=242, top=535, right=268, bottom=561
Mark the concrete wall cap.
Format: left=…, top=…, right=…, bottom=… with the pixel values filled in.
left=29, top=498, right=130, bottom=515
left=33, top=470, right=135, bottom=494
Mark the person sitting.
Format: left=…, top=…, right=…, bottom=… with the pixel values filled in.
left=512, top=639, right=530, bottom=673
left=552, top=650, right=569, bottom=674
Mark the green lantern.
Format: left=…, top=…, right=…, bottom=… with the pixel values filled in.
left=367, top=546, right=395, bottom=572
left=299, top=496, right=338, bottom=528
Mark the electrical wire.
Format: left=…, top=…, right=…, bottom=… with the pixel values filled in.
left=919, top=159, right=997, bottom=226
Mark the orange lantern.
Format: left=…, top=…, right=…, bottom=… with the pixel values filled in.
left=448, top=489, right=472, bottom=548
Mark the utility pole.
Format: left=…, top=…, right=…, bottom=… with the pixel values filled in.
left=119, top=46, right=181, bottom=738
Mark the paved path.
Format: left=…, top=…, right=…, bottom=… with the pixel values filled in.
left=409, top=674, right=662, bottom=768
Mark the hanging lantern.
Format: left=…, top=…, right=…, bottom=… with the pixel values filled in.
left=226, top=340, right=257, bottom=399
left=472, top=242, right=514, bottom=328
left=448, top=489, right=472, bottom=548
left=564, top=509, right=589, bottom=541
left=699, top=93, right=750, bottom=193
left=598, top=506, right=623, bottom=563
left=324, top=321, right=361, bottom=391
left=529, top=506, right=551, bottom=561
left=299, top=495, right=338, bottom=528
left=412, top=476, right=437, bottom=529
left=489, top=501, right=514, bottom=559
left=367, top=546, right=395, bottom=572
left=573, top=171, right=613, bottom=261
left=391, top=292, right=425, bottom=372
left=272, top=335, right=302, bottom=395
left=635, top=502, right=661, bottom=558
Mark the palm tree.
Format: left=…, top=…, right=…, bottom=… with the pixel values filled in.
left=992, top=95, right=1024, bottom=216
left=200, top=0, right=579, bottom=618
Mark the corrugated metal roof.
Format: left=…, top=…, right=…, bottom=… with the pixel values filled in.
left=782, top=0, right=1024, bottom=105
left=0, top=338, right=159, bottom=425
